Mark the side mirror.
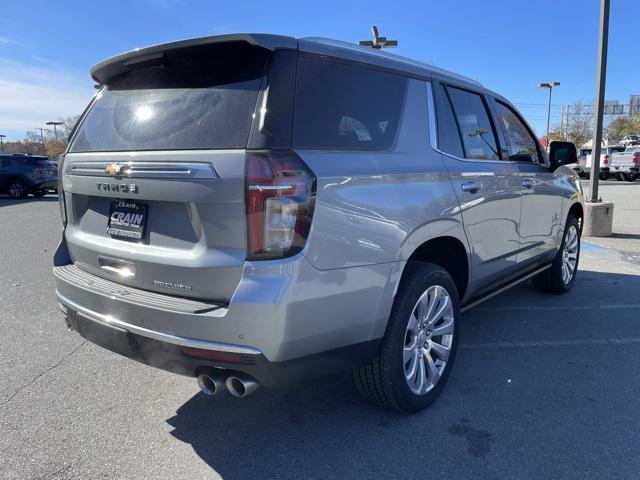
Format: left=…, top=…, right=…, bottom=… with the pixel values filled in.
left=549, top=141, right=578, bottom=171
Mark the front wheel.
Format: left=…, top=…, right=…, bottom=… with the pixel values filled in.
left=599, top=171, right=610, bottom=180
left=32, top=191, right=47, bottom=197
left=354, top=262, right=459, bottom=413
left=533, top=215, right=580, bottom=294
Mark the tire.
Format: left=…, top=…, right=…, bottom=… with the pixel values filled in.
left=32, top=191, right=47, bottom=197
left=599, top=171, right=610, bottom=180
left=354, top=262, right=460, bottom=413
left=7, top=180, right=28, bottom=199
left=533, top=215, right=580, bottom=294
left=620, top=172, right=638, bottom=182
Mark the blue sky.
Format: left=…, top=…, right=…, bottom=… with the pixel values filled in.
left=1, top=0, right=638, bottom=140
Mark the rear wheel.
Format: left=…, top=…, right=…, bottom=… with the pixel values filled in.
left=354, top=262, right=459, bottom=413
left=599, top=171, right=610, bottom=180
left=7, top=180, right=27, bottom=199
left=533, top=215, right=580, bottom=294
left=32, top=191, right=47, bottom=197
left=620, top=172, right=638, bottom=182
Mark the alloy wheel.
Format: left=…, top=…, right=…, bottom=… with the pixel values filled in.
left=8, top=182, right=25, bottom=198
left=562, top=225, right=579, bottom=285
left=403, top=285, right=454, bottom=395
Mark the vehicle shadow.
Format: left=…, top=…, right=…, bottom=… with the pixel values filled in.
left=165, top=268, right=640, bottom=479
left=611, top=233, right=640, bottom=240
left=0, top=195, right=59, bottom=206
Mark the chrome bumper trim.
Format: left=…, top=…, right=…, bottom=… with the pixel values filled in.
left=56, top=291, right=261, bottom=355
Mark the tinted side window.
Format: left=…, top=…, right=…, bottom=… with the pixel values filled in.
left=494, top=101, right=540, bottom=163
left=293, top=57, right=407, bottom=150
left=446, top=86, right=499, bottom=160
left=433, top=82, right=463, bottom=157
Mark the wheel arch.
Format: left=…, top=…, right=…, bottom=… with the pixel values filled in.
left=567, top=201, right=584, bottom=232
left=401, top=236, right=470, bottom=302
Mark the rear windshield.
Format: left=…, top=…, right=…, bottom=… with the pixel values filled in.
left=293, top=57, right=407, bottom=150
left=70, top=43, right=268, bottom=152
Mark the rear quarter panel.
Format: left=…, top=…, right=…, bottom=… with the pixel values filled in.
left=297, top=79, right=467, bottom=271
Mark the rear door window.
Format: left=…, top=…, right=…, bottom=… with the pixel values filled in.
left=433, top=82, right=464, bottom=157
left=445, top=86, right=500, bottom=160
left=494, top=101, right=541, bottom=163
left=293, top=57, right=407, bottom=150
left=70, top=44, right=268, bottom=152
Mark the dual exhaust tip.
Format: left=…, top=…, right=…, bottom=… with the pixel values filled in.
left=197, top=371, right=259, bottom=398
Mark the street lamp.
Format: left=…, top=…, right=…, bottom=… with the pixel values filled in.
left=0, top=134, right=5, bottom=152
left=46, top=121, right=63, bottom=141
left=538, top=81, right=561, bottom=148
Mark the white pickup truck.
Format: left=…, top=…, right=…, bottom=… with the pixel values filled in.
left=584, top=145, right=625, bottom=180
left=609, top=146, right=640, bottom=181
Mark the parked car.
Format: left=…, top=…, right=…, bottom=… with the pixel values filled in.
left=0, top=153, right=58, bottom=198
left=574, top=148, right=592, bottom=177
left=584, top=145, right=625, bottom=180
left=609, top=146, right=640, bottom=181
left=53, top=34, right=583, bottom=413
left=621, top=135, right=640, bottom=148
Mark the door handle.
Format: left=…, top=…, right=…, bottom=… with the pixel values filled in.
left=461, top=181, right=480, bottom=193
left=521, top=178, right=534, bottom=189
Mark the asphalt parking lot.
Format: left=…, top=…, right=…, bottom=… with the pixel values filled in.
left=1, top=181, right=639, bottom=479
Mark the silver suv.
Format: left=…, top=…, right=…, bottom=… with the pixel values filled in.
left=54, top=34, right=583, bottom=413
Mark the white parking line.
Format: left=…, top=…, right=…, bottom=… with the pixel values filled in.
left=473, top=304, right=640, bottom=312
left=460, top=337, right=640, bottom=349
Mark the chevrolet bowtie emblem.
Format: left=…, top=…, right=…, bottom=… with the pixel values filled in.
left=105, top=163, right=129, bottom=176
left=105, top=163, right=119, bottom=175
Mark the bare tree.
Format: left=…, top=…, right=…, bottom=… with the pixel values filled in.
left=3, top=115, right=81, bottom=158
left=549, top=102, right=593, bottom=147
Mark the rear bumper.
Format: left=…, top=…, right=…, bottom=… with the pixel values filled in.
left=54, top=244, right=396, bottom=385
left=57, top=295, right=378, bottom=387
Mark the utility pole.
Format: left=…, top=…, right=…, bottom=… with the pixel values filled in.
left=0, top=134, right=5, bottom=152
left=589, top=0, right=610, bottom=203
left=46, top=121, right=63, bottom=141
left=538, top=81, right=560, bottom=148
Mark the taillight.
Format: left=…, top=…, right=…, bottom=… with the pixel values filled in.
left=633, top=153, right=639, bottom=166
left=245, top=150, right=316, bottom=260
left=603, top=154, right=609, bottom=165
left=57, top=155, right=67, bottom=226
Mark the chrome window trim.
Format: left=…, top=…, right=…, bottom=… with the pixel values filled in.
left=65, top=161, right=218, bottom=179
left=426, top=81, right=521, bottom=166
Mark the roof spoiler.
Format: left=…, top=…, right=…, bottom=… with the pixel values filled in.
left=90, top=33, right=298, bottom=85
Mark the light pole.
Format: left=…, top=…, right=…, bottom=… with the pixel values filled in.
left=582, top=0, right=613, bottom=237
left=0, top=134, right=5, bottom=152
left=538, top=81, right=560, bottom=148
left=589, top=0, right=610, bottom=203
left=46, top=121, right=63, bottom=141
left=35, top=127, right=46, bottom=154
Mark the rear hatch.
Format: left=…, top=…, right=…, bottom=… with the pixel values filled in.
left=61, top=40, right=288, bottom=302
